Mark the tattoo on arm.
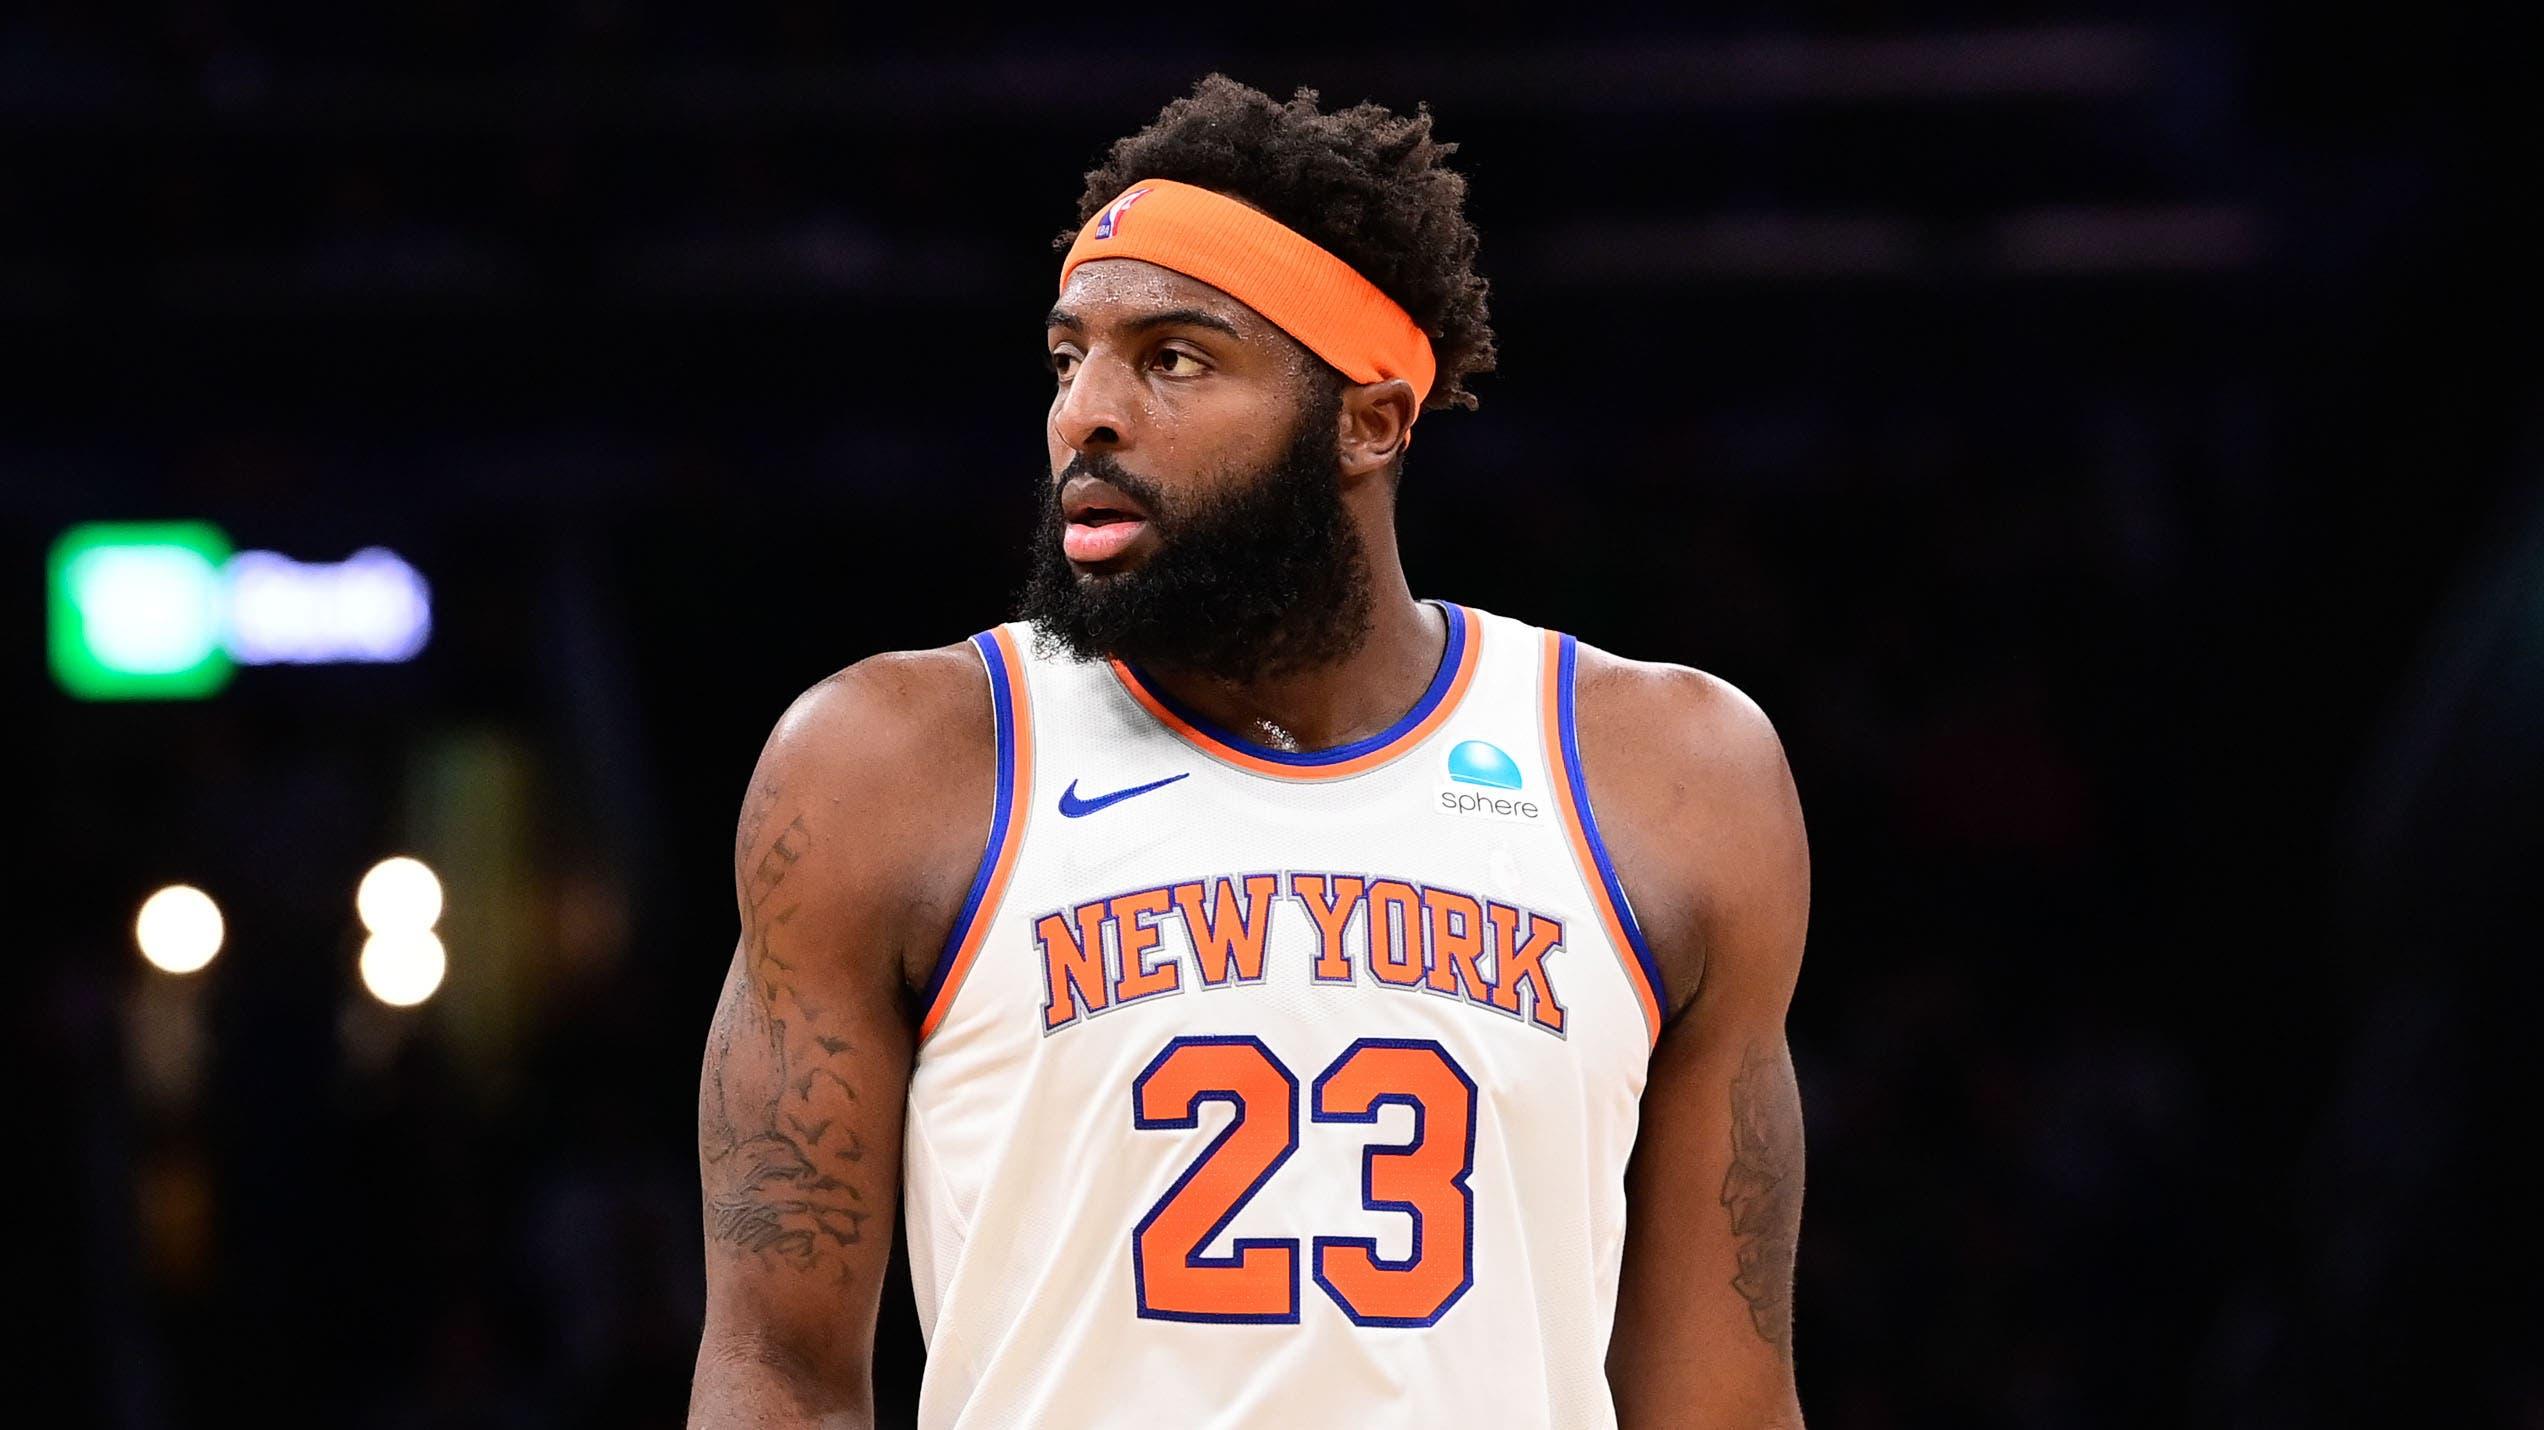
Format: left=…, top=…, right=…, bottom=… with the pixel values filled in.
left=1719, top=1041, right=1805, bottom=1362
left=700, top=784, right=873, bottom=1281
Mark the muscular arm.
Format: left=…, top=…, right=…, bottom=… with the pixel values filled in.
left=1581, top=652, right=1812, bottom=1428
left=689, top=648, right=990, bottom=1429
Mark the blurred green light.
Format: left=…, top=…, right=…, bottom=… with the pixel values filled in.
left=48, top=522, right=236, bottom=700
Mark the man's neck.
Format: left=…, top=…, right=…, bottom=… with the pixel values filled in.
left=1133, top=581, right=1445, bottom=754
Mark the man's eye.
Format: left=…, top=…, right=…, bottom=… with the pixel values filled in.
left=1048, top=350, right=1079, bottom=379
left=1155, top=349, right=1206, bottom=376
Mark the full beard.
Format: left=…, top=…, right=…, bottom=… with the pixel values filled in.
left=1017, top=389, right=1373, bottom=684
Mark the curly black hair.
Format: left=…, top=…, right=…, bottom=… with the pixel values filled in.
left=1065, top=74, right=1496, bottom=414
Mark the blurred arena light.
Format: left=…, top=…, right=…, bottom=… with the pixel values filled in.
left=224, top=547, right=433, bottom=665
left=135, top=885, right=225, bottom=975
left=356, top=856, right=445, bottom=935
left=50, top=523, right=236, bottom=700
left=359, top=929, right=447, bottom=1007
left=47, top=523, right=431, bottom=700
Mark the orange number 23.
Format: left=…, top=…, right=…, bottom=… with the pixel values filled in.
left=1130, top=1035, right=1478, bottom=1328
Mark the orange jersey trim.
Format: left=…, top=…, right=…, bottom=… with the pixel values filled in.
left=919, top=625, right=1035, bottom=1042
left=1539, top=629, right=1664, bottom=1046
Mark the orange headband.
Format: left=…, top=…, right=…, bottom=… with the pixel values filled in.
left=1059, top=178, right=1438, bottom=407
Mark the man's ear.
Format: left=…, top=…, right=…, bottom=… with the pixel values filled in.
left=1337, top=378, right=1418, bottom=484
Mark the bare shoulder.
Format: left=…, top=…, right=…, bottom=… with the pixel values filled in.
left=737, top=641, right=997, bottom=994
left=1569, top=643, right=1792, bottom=802
left=1567, top=640, right=1808, bottom=1015
left=750, top=642, right=991, bottom=798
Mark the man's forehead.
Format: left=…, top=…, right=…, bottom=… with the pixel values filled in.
left=1048, top=258, right=1260, bottom=331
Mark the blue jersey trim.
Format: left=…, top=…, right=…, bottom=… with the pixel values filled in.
left=919, top=629, right=1019, bottom=1015
left=1117, top=601, right=1470, bottom=767
left=1555, top=634, right=1667, bottom=1017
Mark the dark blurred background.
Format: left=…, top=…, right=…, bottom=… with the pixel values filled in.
left=12, top=5, right=2537, bottom=1427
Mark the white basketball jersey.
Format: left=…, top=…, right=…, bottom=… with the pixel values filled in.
left=903, top=602, right=1667, bottom=1430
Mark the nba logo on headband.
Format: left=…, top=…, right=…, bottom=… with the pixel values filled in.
left=1092, top=186, right=1152, bottom=240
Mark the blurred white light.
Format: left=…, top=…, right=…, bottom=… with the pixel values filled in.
left=77, top=546, right=226, bottom=674
left=356, top=856, right=443, bottom=934
left=136, top=885, right=224, bottom=974
left=359, top=928, right=447, bottom=1007
left=223, top=546, right=432, bottom=665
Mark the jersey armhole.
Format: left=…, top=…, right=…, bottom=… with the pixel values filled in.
left=917, top=626, right=1034, bottom=1043
left=1538, top=629, right=1667, bottom=1046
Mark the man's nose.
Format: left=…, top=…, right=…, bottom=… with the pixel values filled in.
left=1051, top=353, right=1134, bottom=456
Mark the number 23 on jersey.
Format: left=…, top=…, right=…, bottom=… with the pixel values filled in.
left=1130, top=1035, right=1479, bottom=1328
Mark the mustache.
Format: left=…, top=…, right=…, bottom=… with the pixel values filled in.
left=1053, top=452, right=1172, bottom=525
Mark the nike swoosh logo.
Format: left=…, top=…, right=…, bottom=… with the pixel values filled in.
left=1058, top=773, right=1190, bottom=818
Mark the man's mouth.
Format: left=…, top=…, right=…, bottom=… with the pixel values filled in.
left=1060, top=474, right=1155, bottom=565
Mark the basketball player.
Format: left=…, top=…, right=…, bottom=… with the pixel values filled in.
left=690, top=76, right=1809, bottom=1430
